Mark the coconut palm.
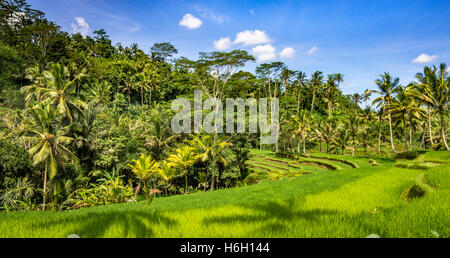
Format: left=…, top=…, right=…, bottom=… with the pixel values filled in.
left=334, top=125, right=351, bottom=155
left=347, top=113, right=360, bottom=156
left=168, top=146, right=197, bottom=194
left=315, top=118, right=337, bottom=153
left=309, top=71, right=324, bottom=113
left=295, top=71, right=307, bottom=113
left=388, top=86, right=425, bottom=151
left=366, top=72, right=401, bottom=153
left=157, top=160, right=177, bottom=196
left=291, top=110, right=311, bottom=155
left=41, top=63, right=87, bottom=123
left=144, top=105, right=177, bottom=159
left=324, top=75, right=340, bottom=119
left=26, top=103, right=78, bottom=210
left=186, top=134, right=232, bottom=191
left=0, top=178, right=36, bottom=211
left=21, top=64, right=45, bottom=106
left=411, top=63, right=449, bottom=150
left=127, top=153, right=160, bottom=198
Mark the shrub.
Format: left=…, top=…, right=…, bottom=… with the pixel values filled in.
left=401, top=184, right=425, bottom=202
left=395, top=151, right=418, bottom=160
left=65, top=177, right=134, bottom=209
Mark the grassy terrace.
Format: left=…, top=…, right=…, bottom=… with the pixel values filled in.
left=0, top=150, right=448, bottom=238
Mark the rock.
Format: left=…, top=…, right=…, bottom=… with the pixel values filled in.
left=67, top=234, right=80, bottom=238
left=367, top=234, right=380, bottom=238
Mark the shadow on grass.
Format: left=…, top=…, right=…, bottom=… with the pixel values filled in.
left=203, top=198, right=338, bottom=236
left=29, top=208, right=178, bottom=238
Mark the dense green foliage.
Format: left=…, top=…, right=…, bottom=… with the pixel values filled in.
left=0, top=0, right=448, bottom=220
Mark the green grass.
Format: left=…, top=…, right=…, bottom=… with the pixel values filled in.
left=0, top=151, right=449, bottom=238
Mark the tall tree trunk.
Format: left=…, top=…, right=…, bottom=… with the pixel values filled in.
left=42, top=161, right=47, bottom=211
left=303, top=136, right=307, bottom=155
left=440, top=111, right=450, bottom=150
left=428, top=109, right=434, bottom=145
left=164, top=182, right=167, bottom=197
left=403, top=114, right=408, bottom=151
left=388, top=111, right=397, bottom=153
left=204, top=164, right=209, bottom=192
left=311, top=91, right=316, bottom=113
left=210, top=174, right=215, bottom=192
left=420, top=132, right=425, bottom=148
left=409, top=123, right=413, bottom=150
left=378, top=119, right=382, bottom=154
left=352, top=135, right=355, bottom=156
left=297, top=139, right=301, bottom=153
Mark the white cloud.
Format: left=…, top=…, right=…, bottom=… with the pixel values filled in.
left=446, top=67, right=450, bottom=73
left=214, top=37, right=232, bottom=50
left=250, top=9, right=255, bottom=15
left=252, top=44, right=276, bottom=62
left=71, top=17, right=90, bottom=36
left=412, top=53, right=439, bottom=64
left=307, top=46, right=319, bottom=56
left=234, top=30, right=272, bottom=46
left=280, top=47, right=296, bottom=58
left=179, top=13, right=202, bottom=29
left=195, top=6, right=228, bottom=24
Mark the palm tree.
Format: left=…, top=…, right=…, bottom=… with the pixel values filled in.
left=26, top=104, right=78, bottom=210
left=0, top=178, right=36, bottom=211
left=324, top=75, right=340, bottom=119
left=412, top=64, right=450, bottom=150
left=315, top=118, right=337, bottom=153
left=309, top=71, right=324, bottom=113
left=291, top=110, right=311, bottom=155
left=127, top=153, right=160, bottom=198
left=295, top=71, right=307, bottom=113
left=388, top=86, right=425, bottom=151
left=91, top=80, right=112, bottom=104
left=347, top=113, right=360, bottom=156
left=168, top=146, right=197, bottom=194
left=144, top=105, right=177, bottom=159
left=21, top=64, right=45, bottom=106
left=186, top=134, right=232, bottom=191
left=157, top=160, right=177, bottom=196
left=120, top=74, right=136, bottom=105
left=334, top=125, right=351, bottom=155
left=132, top=73, right=149, bottom=106
left=366, top=73, right=400, bottom=153
left=41, top=63, right=87, bottom=123
left=350, top=93, right=363, bottom=113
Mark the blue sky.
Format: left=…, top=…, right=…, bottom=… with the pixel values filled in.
left=29, top=0, right=450, bottom=95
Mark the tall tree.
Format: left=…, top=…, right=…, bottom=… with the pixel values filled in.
left=40, top=63, right=87, bottom=122
left=367, top=72, right=400, bottom=153
left=412, top=64, right=450, bottom=150
left=309, top=71, right=324, bottom=113
left=168, top=146, right=197, bottom=194
left=291, top=110, right=311, bottom=155
left=26, top=103, right=78, bottom=210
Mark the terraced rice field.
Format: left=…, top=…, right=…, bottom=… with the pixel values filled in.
left=245, top=149, right=376, bottom=183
